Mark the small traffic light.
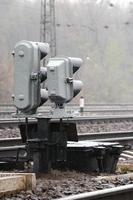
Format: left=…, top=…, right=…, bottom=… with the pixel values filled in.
left=47, top=57, right=83, bottom=106
left=13, top=40, right=49, bottom=114
left=69, top=57, right=83, bottom=99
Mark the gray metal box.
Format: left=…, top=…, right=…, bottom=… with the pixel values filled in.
left=47, top=57, right=73, bottom=104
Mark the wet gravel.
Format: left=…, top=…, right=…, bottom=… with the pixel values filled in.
left=2, top=171, right=133, bottom=200
left=77, top=120, right=133, bottom=133
left=0, top=128, right=20, bottom=138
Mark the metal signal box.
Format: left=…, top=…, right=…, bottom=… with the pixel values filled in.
left=13, top=40, right=49, bottom=114
left=47, top=57, right=73, bottom=104
left=47, top=57, right=83, bottom=105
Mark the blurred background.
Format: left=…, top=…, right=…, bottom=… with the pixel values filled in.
left=0, top=0, right=133, bottom=103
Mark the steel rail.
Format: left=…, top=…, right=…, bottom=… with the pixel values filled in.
left=2, top=107, right=133, bottom=113
left=70, top=115, right=133, bottom=122
left=2, top=104, right=133, bottom=115
left=0, top=137, right=22, bottom=147
left=0, top=145, right=25, bottom=151
left=78, top=131, right=133, bottom=142
left=1, top=115, right=133, bottom=126
left=58, top=184, right=133, bottom=200
left=2, top=103, right=133, bottom=107
left=1, top=130, right=133, bottom=148
left=0, top=118, right=36, bottom=125
left=0, top=145, right=26, bottom=159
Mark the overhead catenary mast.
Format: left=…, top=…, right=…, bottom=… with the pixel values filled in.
left=40, top=0, right=56, bottom=58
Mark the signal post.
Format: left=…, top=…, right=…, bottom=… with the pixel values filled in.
left=13, top=40, right=83, bottom=173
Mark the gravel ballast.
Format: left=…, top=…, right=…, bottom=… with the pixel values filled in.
left=2, top=171, right=133, bottom=200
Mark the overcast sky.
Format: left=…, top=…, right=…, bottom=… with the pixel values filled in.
left=67, top=0, right=133, bottom=8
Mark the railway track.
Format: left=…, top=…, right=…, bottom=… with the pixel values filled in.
left=58, top=184, right=133, bottom=200
left=121, top=150, right=133, bottom=160
left=0, top=130, right=133, bottom=146
left=0, top=116, right=133, bottom=173
left=0, top=137, right=22, bottom=147
left=78, top=130, right=133, bottom=142
left=0, top=129, right=132, bottom=165
left=2, top=104, right=133, bottom=118
left=0, top=132, right=133, bottom=199
left=1, top=115, right=133, bottom=127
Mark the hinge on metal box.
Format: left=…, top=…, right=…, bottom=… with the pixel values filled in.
left=30, top=73, right=38, bottom=80
left=66, top=77, right=73, bottom=83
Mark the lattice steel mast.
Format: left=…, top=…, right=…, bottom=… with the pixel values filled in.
left=40, top=0, right=56, bottom=57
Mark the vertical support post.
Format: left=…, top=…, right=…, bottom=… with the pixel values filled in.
left=25, top=117, right=28, bottom=140
left=94, top=146, right=105, bottom=173
left=111, top=145, right=123, bottom=172
left=50, top=119, right=67, bottom=169
left=36, top=117, right=50, bottom=173
left=79, top=96, right=84, bottom=114
left=28, top=118, right=51, bottom=173
left=56, top=119, right=67, bottom=162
